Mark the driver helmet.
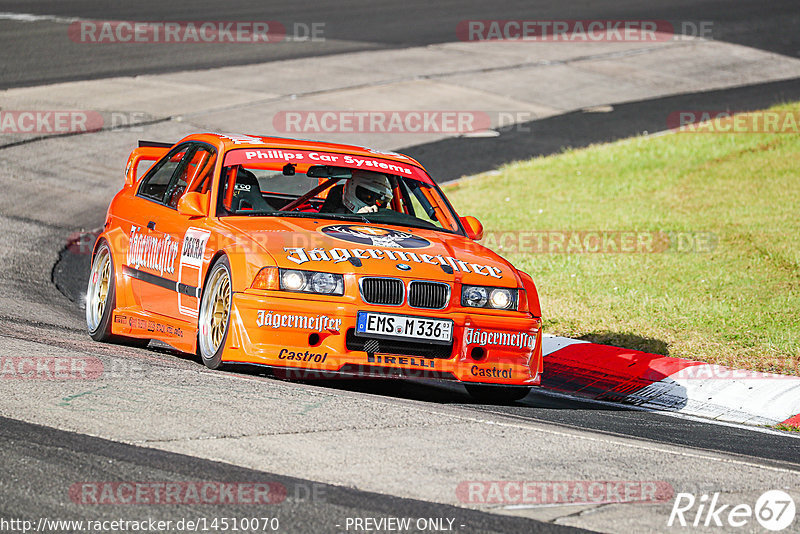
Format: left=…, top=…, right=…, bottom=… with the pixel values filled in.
left=342, top=170, right=392, bottom=213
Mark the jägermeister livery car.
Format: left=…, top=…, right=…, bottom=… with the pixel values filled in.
left=87, top=133, right=543, bottom=400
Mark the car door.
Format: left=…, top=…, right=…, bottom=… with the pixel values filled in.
left=127, top=142, right=215, bottom=320
left=171, top=144, right=216, bottom=320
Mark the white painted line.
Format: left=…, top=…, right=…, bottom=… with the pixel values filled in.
left=532, top=386, right=800, bottom=440
left=0, top=12, right=79, bottom=24
left=542, top=334, right=590, bottom=356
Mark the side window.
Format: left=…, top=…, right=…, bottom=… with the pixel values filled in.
left=401, top=181, right=445, bottom=229
left=138, top=145, right=190, bottom=202
left=166, top=145, right=216, bottom=208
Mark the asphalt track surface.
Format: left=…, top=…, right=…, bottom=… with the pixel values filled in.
left=0, top=0, right=799, bottom=88
left=326, top=381, right=800, bottom=470
left=0, top=415, right=588, bottom=534
left=2, top=2, right=800, bottom=533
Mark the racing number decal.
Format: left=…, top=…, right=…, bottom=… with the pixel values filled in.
left=177, top=228, right=211, bottom=317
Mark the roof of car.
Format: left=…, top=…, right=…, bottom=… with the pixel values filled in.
left=182, top=132, right=426, bottom=170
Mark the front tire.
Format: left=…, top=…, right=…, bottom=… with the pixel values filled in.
left=197, top=256, right=232, bottom=370
left=86, top=240, right=148, bottom=347
left=465, top=384, right=532, bottom=403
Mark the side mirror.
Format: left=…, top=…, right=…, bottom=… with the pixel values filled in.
left=177, top=192, right=209, bottom=218
left=460, top=216, right=484, bottom=241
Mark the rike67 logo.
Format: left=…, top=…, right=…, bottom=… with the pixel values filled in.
left=668, top=490, right=796, bottom=531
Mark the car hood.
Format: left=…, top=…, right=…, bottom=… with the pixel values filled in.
left=220, top=217, right=520, bottom=286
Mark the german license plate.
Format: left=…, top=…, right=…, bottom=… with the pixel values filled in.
left=356, top=311, right=453, bottom=344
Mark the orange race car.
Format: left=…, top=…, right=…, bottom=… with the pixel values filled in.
left=86, top=133, right=543, bottom=400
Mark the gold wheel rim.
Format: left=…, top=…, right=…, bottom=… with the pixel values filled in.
left=199, top=265, right=231, bottom=358
left=87, top=248, right=111, bottom=332
left=210, top=275, right=230, bottom=349
left=96, top=256, right=110, bottom=318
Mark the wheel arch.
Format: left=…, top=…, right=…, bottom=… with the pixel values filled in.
left=201, top=249, right=230, bottom=294
left=196, top=252, right=234, bottom=369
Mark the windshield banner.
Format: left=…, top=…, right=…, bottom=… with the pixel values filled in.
left=223, top=148, right=429, bottom=181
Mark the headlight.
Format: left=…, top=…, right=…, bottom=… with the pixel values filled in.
left=462, top=285, right=518, bottom=310
left=462, top=286, right=488, bottom=308
left=310, top=272, right=339, bottom=294
left=279, top=269, right=344, bottom=295
left=281, top=270, right=307, bottom=291
left=489, top=288, right=513, bottom=309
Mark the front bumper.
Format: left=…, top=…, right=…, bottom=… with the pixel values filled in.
left=223, top=291, right=542, bottom=385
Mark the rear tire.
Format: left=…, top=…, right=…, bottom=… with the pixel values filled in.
left=465, top=384, right=532, bottom=403
left=197, top=256, right=232, bottom=370
left=86, top=241, right=148, bottom=347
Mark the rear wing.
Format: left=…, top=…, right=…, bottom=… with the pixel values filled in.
left=124, top=140, right=173, bottom=186
left=138, top=140, right=173, bottom=149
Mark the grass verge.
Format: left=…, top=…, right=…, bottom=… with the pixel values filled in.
left=444, top=103, right=800, bottom=375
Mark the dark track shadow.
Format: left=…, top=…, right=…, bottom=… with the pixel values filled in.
left=404, top=77, right=800, bottom=183
left=219, top=364, right=631, bottom=411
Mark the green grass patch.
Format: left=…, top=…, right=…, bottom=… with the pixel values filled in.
left=444, top=103, right=800, bottom=374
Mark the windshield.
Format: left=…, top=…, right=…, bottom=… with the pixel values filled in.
left=217, top=148, right=463, bottom=233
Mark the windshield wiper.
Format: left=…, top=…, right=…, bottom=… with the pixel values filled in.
left=254, top=212, right=367, bottom=221
left=234, top=211, right=452, bottom=233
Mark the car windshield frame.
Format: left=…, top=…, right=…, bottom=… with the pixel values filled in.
left=215, top=147, right=467, bottom=236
